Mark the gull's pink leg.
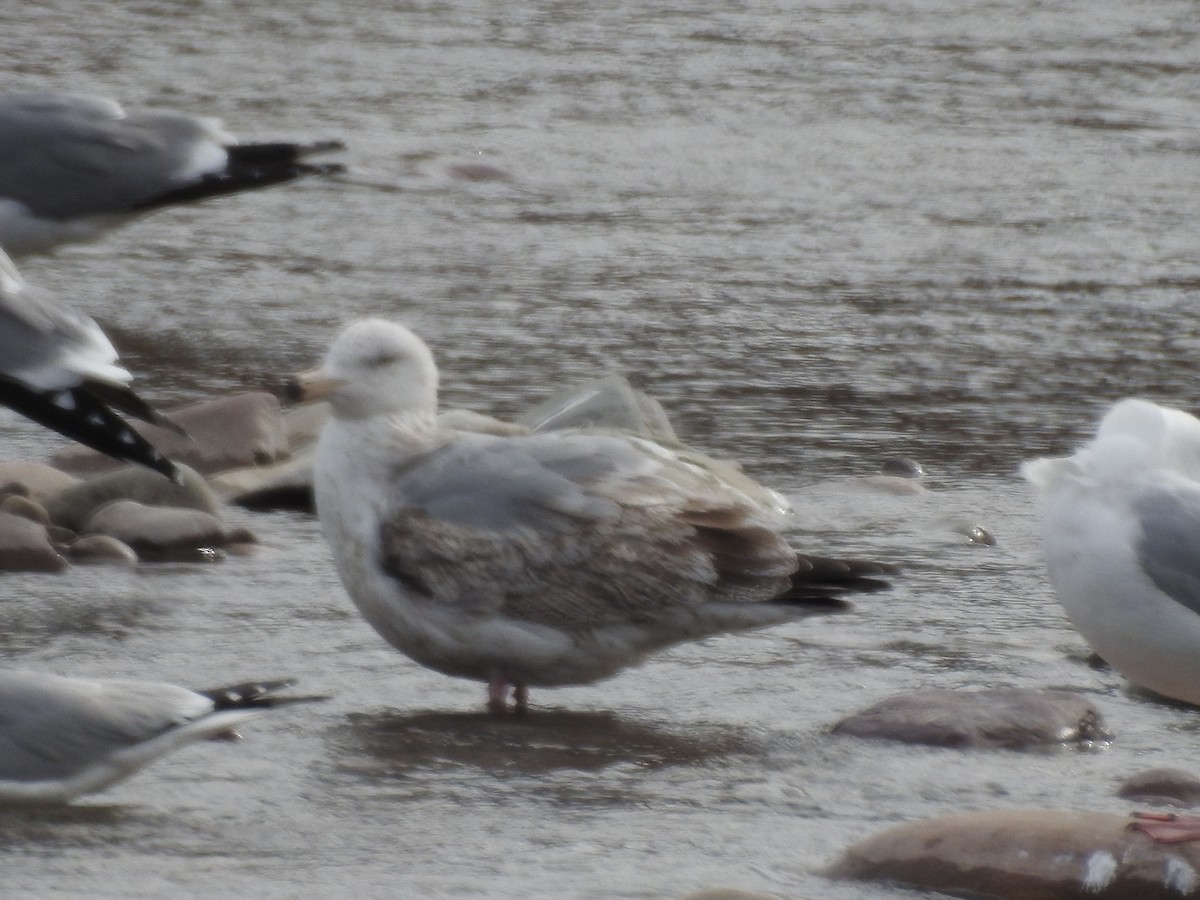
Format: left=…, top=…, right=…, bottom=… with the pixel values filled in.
left=1130, top=812, right=1200, bottom=843
left=487, top=674, right=510, bottom=715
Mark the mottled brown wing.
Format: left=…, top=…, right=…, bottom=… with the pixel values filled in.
left=376, top=431, right=801, bottom=633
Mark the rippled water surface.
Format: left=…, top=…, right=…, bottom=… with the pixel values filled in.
left=1, top=1, right=1200, bottom=897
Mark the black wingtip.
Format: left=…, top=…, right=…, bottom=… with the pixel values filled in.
left=774, top=554, right=900, bottom=604
left=0, top=378, right=181, bottom=481
left=130, top=139, right=347, bottom=211
left=199, top=678, right=330, bottom=709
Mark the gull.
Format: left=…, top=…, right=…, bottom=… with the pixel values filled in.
left=0, top=246, right=180, bottom=479
left=291, top=318, right=896, bottom=714
left=0, top=671, right=320, bottom=804
left=0, top=91, right=344, bottom=256
left=1023, top=397, right=1200, bottom=709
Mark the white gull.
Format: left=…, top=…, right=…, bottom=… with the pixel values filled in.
left=1023, top=398, right=1200, bottom=707
left=0, top=91, right=344, bottom=256
left=293, top=318, right=895, bottom=713
left=0, top=246, right=180, bottom=479
left=0, top=671, right=317, bottom=804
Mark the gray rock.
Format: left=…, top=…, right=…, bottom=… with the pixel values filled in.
left=1118, top=768, right=1200, bottom=807
left=0, top=511, right=67, bottom=572
left=67, top=534, right=139, bottom=566
left=831, top=688, right=1109, bottom=749
left=0, top=461, right=79, bottom=500
left=43, top=464, right=219, bottom=533
left=82, top=500, right=228, bottom=562
left=54, top=392, right=289, bottom=476
left=826, top=807, right=1200, bottom=899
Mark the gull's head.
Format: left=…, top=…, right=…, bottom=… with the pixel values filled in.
left=289, top=319, right=438, bottom=421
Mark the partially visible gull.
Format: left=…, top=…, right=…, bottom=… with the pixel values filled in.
left=292, top=318, right=896, bottom=714
left=0, top=92, right=344, bottom=255
left=0, top=671, right=320, bottom=804
left=1023, top=398, right=1200, bottom=707
left=0, top=246, right=180, bottom=480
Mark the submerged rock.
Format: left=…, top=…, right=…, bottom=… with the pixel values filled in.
left=0, top=511, right=67, bottom=572
left=43, top=464, right=220, bottom=533
left=831, top=688, right=1108, bottom=749
left=826, top=807, right=1200, bottom=899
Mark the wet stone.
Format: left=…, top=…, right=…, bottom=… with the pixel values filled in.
left=82, top=500, right=229, bottom=562
left=0, top=494, right=50, bottom=527
left=0, top=461, right=78, bottom=500
left=826, top=807, right=1200, bottom=900
left=55, top=391, right=289, bottom=476
left=1118, top=769, right=1200, bottom=807
left=43, top=464, right=220, bottom=533
left=67, top=534, right=139, bottom=566
left=831, top=688, right=1109, bottom=749
left=0, top=511, right=67, bottom=572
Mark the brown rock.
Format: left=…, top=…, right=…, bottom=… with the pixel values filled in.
left=67, top=534, right=139, bottom=566
left=0, top=461, right=79, bottom=500
left=0, top=511, right=67, bottom=572
left=1118, top=769, right=1200, bottom=807
left=54, top=392, right=289, bottom=475
left=831, top=689, right=1108, bottom=749
left=826, top=807, right=1200, bottom=899
left=43, top=464, right=219, bottom=533
left=0, top=494, right=50, bottom=527
left=83, top=500, right=228, bottom=562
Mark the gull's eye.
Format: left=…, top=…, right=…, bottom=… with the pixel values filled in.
left=364, top=351, right=400, bottom=368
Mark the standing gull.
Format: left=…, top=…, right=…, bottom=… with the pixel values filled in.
left=1023, top=397, right=1200, bottom=709
left=0, top=92, right=344, bottom=256
left=0, top=671, right=319, bottom=804
left=0, top=246, right=180, bottom=480
left=292, top=319, right=895, bottom=714
left=1025, top=399, right=1200, bottom=843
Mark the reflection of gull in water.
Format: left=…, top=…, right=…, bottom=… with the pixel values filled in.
left=0, top=92, right=344, bottom=255
left=1023, top=398, right=1200, bottom=707
left=0, top=671, right=316, bottom=803
left=0, top=247, right=179, bottom=480
left=292, top=319, right=896, bottom=714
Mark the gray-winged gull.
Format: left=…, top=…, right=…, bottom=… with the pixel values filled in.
left=1024, top=397, right=1200, bottom=711
left=0, top=246, right=180, bottom=479
left=0, top=92, right=344, bottom=255
left=291, top=318, right=896, bottom=714
left=0, top=671, right=319, bottom=803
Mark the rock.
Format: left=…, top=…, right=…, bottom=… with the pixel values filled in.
left=54, top=392, right=289, bottom=475
left=826, top=807, right=1200, bottom=899
left=0, top=461, right=79, bottom=500
left=281, top=400, right=330, bottom=450
left=43, top=464, right=220, bottom=533
left=209, top=451, right=315, bottom=512
left=831, top=689, right=1108, bottom=749
left=67, top=534, right=139, bottom=566
left=0, top=494, right=50, bottom=527
left=1118, top=769, right=1200, bottom=807
left=82, top=500, right=228, bottom=562
left=0, top=511, right=67, bottom=572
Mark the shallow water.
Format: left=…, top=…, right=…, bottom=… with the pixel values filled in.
left=2, top=0, right=1200, bottom=897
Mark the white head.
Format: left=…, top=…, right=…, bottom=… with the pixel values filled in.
left=292, top=319, right=439, bottom=421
